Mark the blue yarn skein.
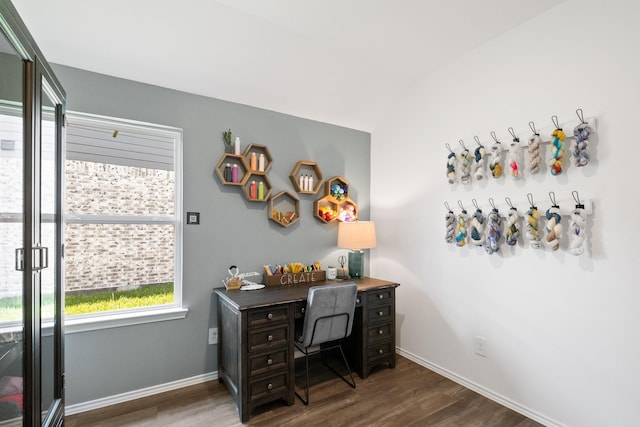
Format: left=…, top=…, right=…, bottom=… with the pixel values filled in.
left=573, top=122, right=591, bottom=167
left=485, top=209, right=502, bottom=255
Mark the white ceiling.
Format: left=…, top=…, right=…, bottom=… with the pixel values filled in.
left=11, top=0, right=564, bottom=132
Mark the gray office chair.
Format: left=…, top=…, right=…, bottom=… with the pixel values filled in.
left=294, top=282, right=358, bottom=405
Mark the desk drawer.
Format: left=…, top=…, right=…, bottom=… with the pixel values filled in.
left=248, top=325, right=289, bottom=353
left=249, top=349, right=288, bottom=377
left=368, top=340, right=394, bottom=362
left=367, top=323, right=392, bottom=341
left=248, top=306, right=289, bottom=328
left=249, top=372, right=288, bottom=402
left=367, top=289, right=393, bottom=306
left=367, top=304, right=392, bottom=324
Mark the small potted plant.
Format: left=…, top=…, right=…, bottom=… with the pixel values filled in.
left=223, top=129, right=233, bottom=153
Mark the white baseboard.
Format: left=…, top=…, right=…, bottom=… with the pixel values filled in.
left=65, top=371, right=218, bottom=415
left=396, top=347, right=564, bottom=427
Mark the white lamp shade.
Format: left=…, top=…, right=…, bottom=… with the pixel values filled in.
left=337, top=221, right=377, bottom=250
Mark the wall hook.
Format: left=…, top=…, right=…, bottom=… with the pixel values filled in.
left=527, top=192, right=537, bottom=209
left=505, top=196, right=515, bottom=210
left=488, top=197, right=497, bottom=210
left=551, top=115, right=562, bottom=130
left=446, top=143, right=454, bottom=153
left=576, top=108, right=586, bottom=124
left=459, top=139, right=468, bottom=151
left=528, top=121, right=539, bottom=135
left=572, top=190, right=585, bottom=209
left=444, top=201, right=452, bottom=212
left=548, top=191, right=559, bottom=208
left=472, top=198, right=481, bottom=211
left=474, top=135, right=483, bottom=147
left=490, top=131, right=501, bottom=144
left=507, top=127, right=519, bottom=143
left=458, top=200, right=467, bottom=213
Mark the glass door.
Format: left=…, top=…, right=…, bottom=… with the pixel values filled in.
left=0, top=26, right=25, bottom=427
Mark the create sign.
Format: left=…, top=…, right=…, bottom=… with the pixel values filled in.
left=279, top=271, right=320, bottom=285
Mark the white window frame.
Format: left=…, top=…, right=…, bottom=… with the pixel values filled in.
left=63, top=111, right=186, bottom=333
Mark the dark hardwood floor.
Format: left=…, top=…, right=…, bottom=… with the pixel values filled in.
left=65, top=355, right=543, bottom=426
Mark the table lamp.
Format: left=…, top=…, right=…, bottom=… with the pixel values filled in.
left=337, top=221, right=376, bottom=279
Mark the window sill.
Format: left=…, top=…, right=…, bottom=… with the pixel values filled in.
left=64, top=306, right=189, bottom=334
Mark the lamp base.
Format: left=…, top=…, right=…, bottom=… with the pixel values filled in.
left=348, top=250, right=364, bottom=279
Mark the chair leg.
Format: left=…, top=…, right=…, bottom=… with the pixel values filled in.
left=322, top=344, right=356, bottom=389
left=295, top=349, right=310, bottom=405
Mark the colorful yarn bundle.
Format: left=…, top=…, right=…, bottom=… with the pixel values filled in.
left=549, top=128, right=566, bottom=175
left=445, top=209, right=455, bottom=244
left=508, top=142, right=523, bottom=180
left=447, top=150, right=457, bottom=184
left=469, top=208, right=485, bottom=246
left=473, top=142, right=486, bottom=181
left=569, top=206, right=586, bottom=255
left=459, top=148, right=472, bottom=185
left=525, top=205, right=542, bottom=249
left=489, top=143, right=503, bottom=178
left=505, top=207, right=520, bottom=246
left=485, top=208, right=502, bottom=255
left=545, top=206, right=562, bottom=251
left=573, top=122, right=591, bottom=167
left=455, top=210, right=468, bottom=247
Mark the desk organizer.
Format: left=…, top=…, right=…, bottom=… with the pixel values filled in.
left=264, top=270, right=326, bottom=286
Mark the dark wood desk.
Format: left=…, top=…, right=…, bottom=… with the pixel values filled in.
left=214, top=277, right=399, bottom=422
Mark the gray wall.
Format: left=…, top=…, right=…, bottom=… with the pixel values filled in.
left=52, top=64, right=371, bottom=405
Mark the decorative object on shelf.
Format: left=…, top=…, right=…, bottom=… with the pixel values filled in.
left=489, top=131, right=503, bottom=178
left=262, top=261, right=324, bottom=285
left=223, top=129, right=233, bottom=153
left=215, top=153, right=250, bottom=186
left=507, top=127, right=523, bottom=180
left=234, top=136, right=241, bottom=155
left=485, top=198, right=502, bottom=255
left=326, top=266, right=337, bottom=280
left=269, top=191, right=300, bottom=227
left=337, top=255, right=348, bottom=278
left=444, top=202, right=455, bottom=244
left=473, top=136, right=486, bottom=181
left=469, top=199, right=485, bottom=247
left=337, top=221, right=376, bottom=279
left=455, top=200, right=468, bottom=247
left=573, top=109, right=591, bottom=167
left=525, top=193, right=542, bottom=249
left=223, top=265, right=261, bottom=290
left=242, top=144, right=272, bottom=173
left=314, top=176, right=356, bottom=223
left=505, top=197, right=520, bottom=246
left=446, top=143, right=457, bottom=184
left=549, top=115, right=566, bottom=175
left=527, top=121, right=542, bottom=174
left=545, top=191, right=562, bottom=250
left=339, top=202, right=357, bottom=222
left=458, top=140, right=472, bottom=185
left=289, top=160, right=323, bottom=194
left=331, top=182, right=348, bottom=200
left=569, top=190, right=586, bottom=255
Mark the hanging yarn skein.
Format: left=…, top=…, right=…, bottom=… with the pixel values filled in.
left=573, top=109, right=591, bottom=167
left=525, top=193, right=542, bottom=249
left=507, top=127, right=523, bottom=180
left=458, top=140, right=472, bottom=185
left=569, top=191, right=587, bottom=255
left=473, top=136, right=486, bottom=181
left=485, top=198, right=502, bottom=255
left=455, top=200, right=468, bottom=247
left=545, top=192, right=562, bottom=251
left=549, top=115, right=566, bottom=175
left=505, top=197, right=520, bottom=246
left=527, top=121, right=542, bottom=174
left=445, top=203, right=455, bottom=244
left=446, top=144, right=457, bottom=184
left=469, top=199, right=485, bottom=247
left=488, top=132, right=503, bottom=179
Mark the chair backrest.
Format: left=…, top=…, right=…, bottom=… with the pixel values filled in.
left=299, top=282, right=358, bottom=348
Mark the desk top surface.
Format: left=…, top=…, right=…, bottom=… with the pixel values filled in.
left=214, top=276, right=399, bottom=311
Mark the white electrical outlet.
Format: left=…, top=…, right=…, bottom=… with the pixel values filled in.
left=475, top=336, right=487, bottom=357
left=208, top=328, right=218, bottom=345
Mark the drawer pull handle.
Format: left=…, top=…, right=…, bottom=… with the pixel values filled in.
left=378, top=329, right=384, bottom=335
left=378, top=294, right=384, bottom=300
left=378, top=311, right=384, bottom=317
left=378, top=349, right=384, bottom=355
left=301, top=307, right=305, bottom=313
left=267, top=383, right=273, bottom=390
left=356, top=298, right=361, bottom=304
left=267, top=334, right=273, bottom=342
left=267, top=358, right=273, bottom=365
left=267, top=313, right=273, bottom=319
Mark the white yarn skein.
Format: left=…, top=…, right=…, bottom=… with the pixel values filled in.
left=569, top=207, right=587, bottom=255
left=473, top=145, right=486, bottom=181
left=445, top=210, right=455, bottom=244
left=545, top=206, right=562, bottom=251
left=528, top=134, right=542, bottom=174
left=508, top=142, right=523, bottom=180
left=489, top=143, right=503, bottom=179
left=459, top=149, right=472, bottom=185
left=525, top=206, right=542, bottom=249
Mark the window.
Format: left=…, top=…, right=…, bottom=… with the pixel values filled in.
left=64, top=112, right=185, bottom=331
